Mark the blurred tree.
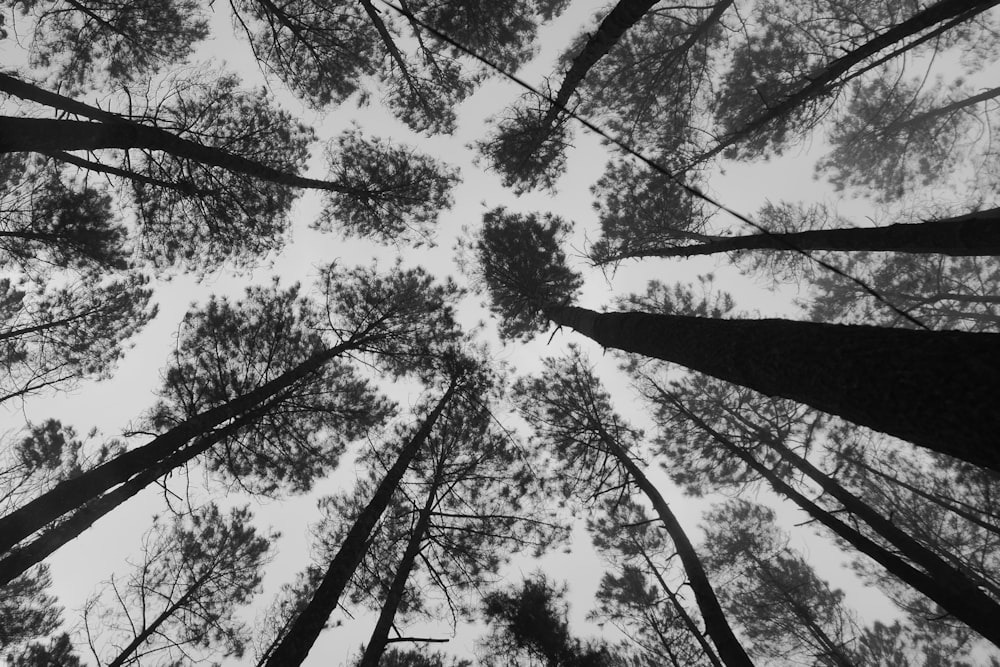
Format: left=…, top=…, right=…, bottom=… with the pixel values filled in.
left=701, top=499, right=859, bottom=666
left=0, top=563, right=62, bottom=649
left=83, top=504, right=274, bottom=666
left=5, top=632, right=84, bottom=667
left=11, top=0, right=209, bottom=88
left=480, top=574, right=613, bottom=667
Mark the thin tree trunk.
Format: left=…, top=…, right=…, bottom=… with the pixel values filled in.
left=106, top=572, right=211, bottom=667
left=0, top=337, right=361, bottom=553
left=837, top=452, right=1000, bottom=538
left=891, top=85, right=1000, bottom=131
left=664, top=393, right=1000, bottom=647
left=357, top=473, right=441, bottom=667
left=0, top=306, right=105, bottom=342
left=260, top=377, right=461, bottom=667
left=0, top=116, right=357, bottom=194
left=545, top=305, right=1000, bottom=472
left=609, top=207, right=1000, bottom=259
left=635, top=546, right=725, bottom=667
left=594, top=425, right=754, bottom=667
left=691, top=0, right=1000, bottom=164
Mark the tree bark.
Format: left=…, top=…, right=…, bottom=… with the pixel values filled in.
left=692, top=0, right=1000, bottom=164
left=664, top=394, right=1000, bottom=647
left=545, top=305, right=1000, bottom=472
left=0, top=338, right=360, bottom=554
left=595, top=426, right=754, bottom=667
left=357, top=474, right=441, bottom=667
left=609, top=207, right=1000, bottom=259
left=260, top=377, right=461, bottom=667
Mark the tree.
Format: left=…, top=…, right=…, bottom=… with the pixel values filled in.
left=0, top=273, right=156, bottom=405
left=83, top=504, right=274, bottom=666
left=470, top=208, right=1000, bottom=472
left=12, top=0, right=210, bottom=88
left=588, top=499, right=724, bottom=667
left=0, top=71, right=458, bottom=269
left=258, top=364, right=472, bottom=667
left=0, top=263, right=461, bottom=579
left=0, top=563, right=62, bottom=649
left=591, top=206, right=1000, bottom=261
left=5, top=632, right=84, bottom=667
left=515, top=347, right=752, bottom=667
left=480, top=574, right=613, bottom=667
left=701, top=500, right=859, bottom=666
left=346, top=380, right=563, bottom=667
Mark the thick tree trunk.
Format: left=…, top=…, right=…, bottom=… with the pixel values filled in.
left=693, top=0, right=999, bottom=164
left=357, top=476, right=440, bottom=667
left=595, top=426, right=754, bottom=667
left=260, top=378, right=461, bottom=667
left=612, top=207, right=1000, bottom=259
left=0, top=116, right=354, bottom=194
left=0, top=339, right=358, bottom=553
left=666, top=395, right=1000, bottom=646
left=546, top=305, right=1000, bottom=472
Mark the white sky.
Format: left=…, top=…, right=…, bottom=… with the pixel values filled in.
left=2, top=1, right=991, bottom=665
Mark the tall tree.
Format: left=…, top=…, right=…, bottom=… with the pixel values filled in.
left=5, top=633, right=84, bottom=667
left=0, top=71, right=458, bottom=268
left=470, top=208, right=1000, bottom=471
left=701, top=499, right=859, bottom=666
left=515, top=347, right=753, bottom=667
left=82, top=504, right=274, bottom=667
left=0, top=263, right=460, bottom=577
left=258, top=361, right=475, bottom=667
left=0, top=564, right=62, bottom=650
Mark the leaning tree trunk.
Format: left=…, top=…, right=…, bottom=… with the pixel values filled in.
left=260, top=377, right=461, bottom=667
left=357, top=473, right=442, bottom=667
left=0, top=338, right=360, bottom=554
left=691, top=0, right=999, bottom=164
left=611, top=207, right=1000, bottom=259
left=545, top=305, right=1000, bottom=472
left=0, top=397, right=282, bottom=585
left=666, top=395, right=1000, bottom=647
left=594, top=424, right=754, bottom=667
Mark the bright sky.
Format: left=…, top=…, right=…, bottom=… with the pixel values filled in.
left=2, top=1, right=988, bottom=665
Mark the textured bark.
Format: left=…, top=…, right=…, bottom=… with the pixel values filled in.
left=546, top=305, right=1000, bottom=471
left=357, top=476, right=440, bottom=667
left=667, top=396, right=1000, bottom=647
left=261, top=378, right=460, bottom=667
left=595, top=426, right=754, bottom=667
left=613, top=207, right=1000, bottom=259
left=693, top=0, right=1000, bottom=164
left=0, top=339, right=357, bottom=553
left=0, top=116, right=354, bottom=193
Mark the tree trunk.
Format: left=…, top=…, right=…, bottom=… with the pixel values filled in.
left=0, top=399, right=279, bottom=585
left=595, top=426, right=754, bottom=667
left=892, top=85, right=1000, bottom=131
left=260, top=377, right=461, bottom=667
left=611, top=207, right=1000, bottom=259
left=0, top=116, right=355, bottom=194
left=545, top=305, right=1000, bottom=472
left=0, top=338, right=359, bottom=554
left=105, top=572, right=210, bottom=667
left=636, top=546, right=725, bottom=667
left=357, top=473, right=441, bottom=667
left=664, top=394, right=1000, bottom=647
left=692, top=0, right=999, bottom=164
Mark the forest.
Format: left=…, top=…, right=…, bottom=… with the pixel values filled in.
left=1, top=0, right=999, bottom=665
